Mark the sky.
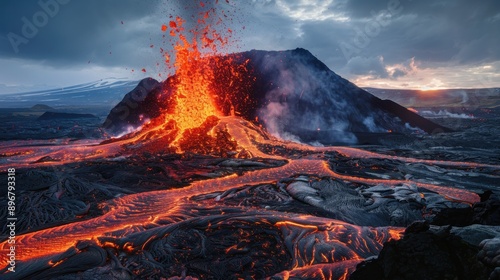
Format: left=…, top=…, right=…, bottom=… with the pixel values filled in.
left=0, top=0, right=499, bottom=93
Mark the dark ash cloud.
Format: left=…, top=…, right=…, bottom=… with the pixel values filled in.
left=0, top=0, right=161, bottom=67
left=0, top=0, right=498, bottom=88
left=346, top=56, right=388, bottom=78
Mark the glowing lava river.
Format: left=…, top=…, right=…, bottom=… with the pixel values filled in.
left=1, top=2, right=500, bottom=279
left=1, top=115, right=499, bottom=279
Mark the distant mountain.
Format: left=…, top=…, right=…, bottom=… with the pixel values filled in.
left=37, top=112, right=98, bottom=120
left=364, top=87, right=500, bottom=109
left=104, top=48, right=450, bottom=145
left=30, top=104, right=55, bottom=111
left=0, top=78, right=139, bottom=108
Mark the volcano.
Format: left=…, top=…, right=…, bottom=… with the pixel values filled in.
left=1, top=87, right=499, bottom=279
left=1, top=44, right=499, bottom=279
left=103, top=48, right=450, bottom=145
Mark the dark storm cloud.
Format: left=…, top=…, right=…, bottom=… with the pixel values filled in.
left=244, top=0, right=499, bottom=81
left=0, top=0, right=161, bottom=67
left=339, top=0, right=500, bottom=65
left=345, top=56, right=388, bottom=78
left=0, top=0, right=245, bottom=69
left=0, top=0, right=498, bottom=88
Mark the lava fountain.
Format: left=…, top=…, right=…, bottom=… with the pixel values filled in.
left=167, top=15, right=220, bottom=136
left=155, top=5, right=245, bottom=151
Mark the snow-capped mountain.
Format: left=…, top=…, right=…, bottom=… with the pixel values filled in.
left=0, top=78, right=139, bottom=108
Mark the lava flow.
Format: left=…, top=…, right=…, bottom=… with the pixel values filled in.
left=0, top=2, right=499, bottom=280
left=0, top=112, right=492, bottom=278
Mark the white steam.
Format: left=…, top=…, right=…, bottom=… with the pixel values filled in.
left=420, top=110, right=474, bottom=119
left=254, top=49, right=411, bottom=145
left=257, top=55, right=359, bottom=145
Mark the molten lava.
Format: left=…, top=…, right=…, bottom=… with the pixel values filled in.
left=158, top=5, right=245, bottom=151
left=167, top=15, right=220, bottom=135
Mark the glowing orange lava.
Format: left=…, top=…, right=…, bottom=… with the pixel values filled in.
left=167, top=16, right=220, bottom=135
left=159, top=5, right=239, bottom=149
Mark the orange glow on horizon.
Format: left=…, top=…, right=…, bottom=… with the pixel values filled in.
left=407, top=107, right=418, bottom=113
left=418, top=87, right=445, bottom=92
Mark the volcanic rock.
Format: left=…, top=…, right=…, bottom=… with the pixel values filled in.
left=103, top=48, right=450, bottom=144
left=350, top=224, right=491, bottom=280
left=216, top=48, right=451, bottom=144
left=102, top=77, right=164, bottom=134
left=478, top=237, right=500, bottom=279
left=431, top=191, right=500, bottom=226
left=447, top=224, right=500, bottom=247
